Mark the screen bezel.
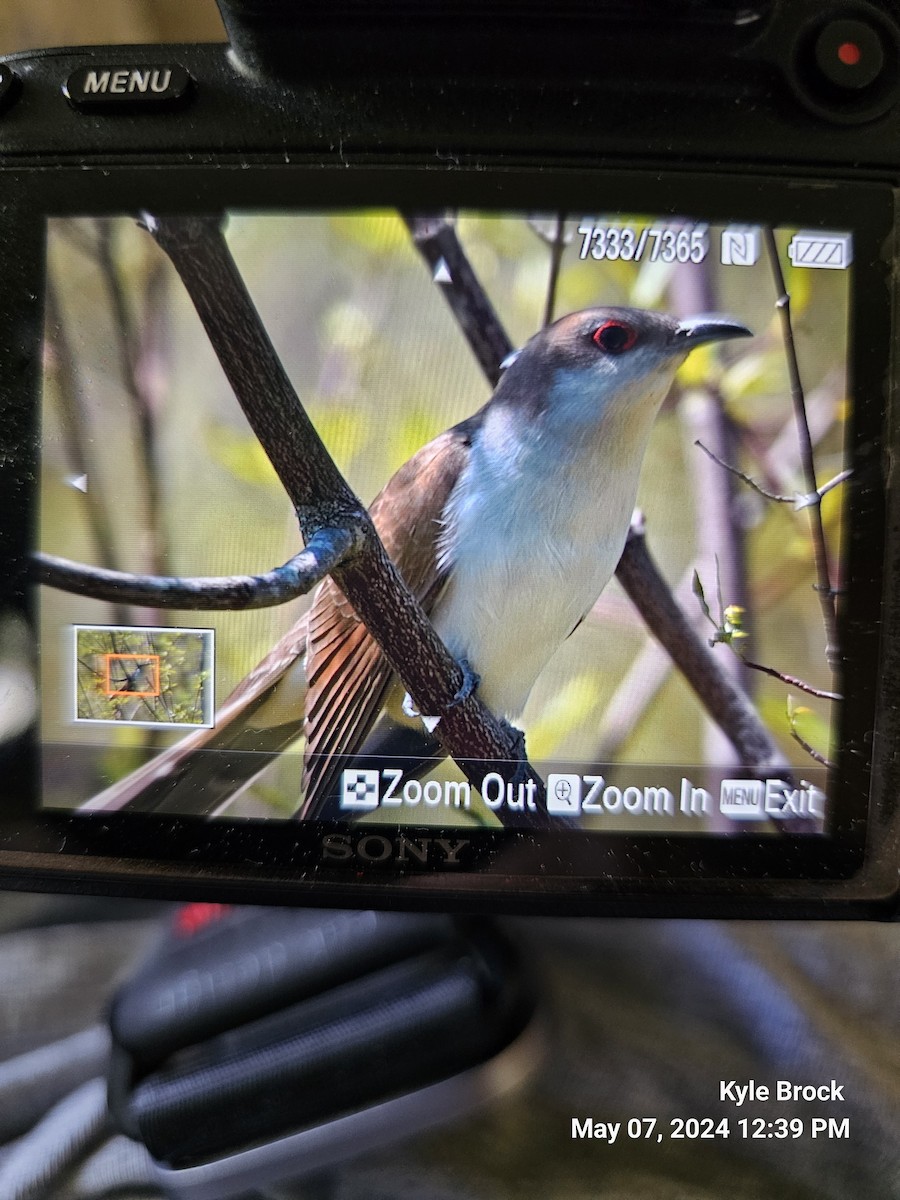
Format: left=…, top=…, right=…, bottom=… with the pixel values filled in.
left=0, top=162, right=894, bottom=909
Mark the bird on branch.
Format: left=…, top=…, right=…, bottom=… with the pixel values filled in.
left=83, top=305, right=750, bottom=818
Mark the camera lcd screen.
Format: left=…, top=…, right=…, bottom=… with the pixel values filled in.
left=37, top=207, right=858, bottom=840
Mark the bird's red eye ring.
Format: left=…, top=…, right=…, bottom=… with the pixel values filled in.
left=592, top=321, right=638, bottom=354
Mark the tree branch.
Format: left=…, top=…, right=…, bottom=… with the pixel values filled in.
left=616, top=515, right=790, bottom=781
left=33, top=527, right=361, bottom=610
left=742, top=657, right=841, bottom=702
left=95, top=221, right=170, bottom=578
left=670, top=259, right=754, bottom=828
left=764, top=228, right=839, bottom=667
left=144, top=213, right=549, bottom=823
left=694, top=438, right=794, bottom=504
left=402, top=215, right=513, bottom=386
left=532, top=214, right=567, bottom=328
left=696, top=438, right=853, bottom=513
left=790, top=728, right=833, bottom=770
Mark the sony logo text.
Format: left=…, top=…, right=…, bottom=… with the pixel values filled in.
left=321, top=833, right=470, bottom=867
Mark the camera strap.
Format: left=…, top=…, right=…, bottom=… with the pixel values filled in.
left=106, top=904, right=540, bottom=1199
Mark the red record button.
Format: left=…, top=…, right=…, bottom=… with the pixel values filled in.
left=814, top=18, right=886, bottom=90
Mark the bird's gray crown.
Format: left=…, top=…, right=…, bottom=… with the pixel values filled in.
left=490, top=305, right=750, bottom=421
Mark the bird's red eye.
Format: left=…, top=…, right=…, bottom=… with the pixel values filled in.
left=592, top=321, right=638, bottom=354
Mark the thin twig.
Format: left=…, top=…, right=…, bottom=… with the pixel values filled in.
left=790, top=728, right=834, bottom=770
left=794, top=468, right=852, bottom=510
left=696, top=439, right=852, bottom=513
left=694, top=439, right=793, bottom=503
left=541, top=214, right=567, bottom=328
left=764, top=228, right=839, bottom=667
left=742, top=658, right=841, bottom=701
left=693, top=566, right=841, bottom=699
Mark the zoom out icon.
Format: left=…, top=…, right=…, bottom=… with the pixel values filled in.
left=340, top=768, right=380, bottom=810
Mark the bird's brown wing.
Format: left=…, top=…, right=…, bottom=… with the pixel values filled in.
left=82, top=614, right=313, bottom=814
left=85, top=418, right=476, bottom=817
left=300, top=420, right=475, bottom=815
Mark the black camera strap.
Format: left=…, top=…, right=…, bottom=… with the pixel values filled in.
left=106, top=905, right=540, bottom=1199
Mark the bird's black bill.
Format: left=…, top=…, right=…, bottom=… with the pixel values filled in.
left=673, top=314, right=753, bottom=348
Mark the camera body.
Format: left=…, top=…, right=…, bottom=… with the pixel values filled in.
left=1, top=0, right=899, bottom=916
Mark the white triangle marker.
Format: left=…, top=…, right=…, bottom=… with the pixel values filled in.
left=67, top=474, right=88, bottom=494
left=432, top=257, right=453, bottom=285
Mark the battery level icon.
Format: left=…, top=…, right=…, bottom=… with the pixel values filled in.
left=787, top=231, right=852, bottom=270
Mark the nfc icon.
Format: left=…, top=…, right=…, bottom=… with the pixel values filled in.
left=340, top=769, right=381, bottom=810
left=720, top=226, right=761, bottom=267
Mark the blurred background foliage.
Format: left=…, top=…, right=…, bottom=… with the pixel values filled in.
left=39, top=209, right=849, bottom=821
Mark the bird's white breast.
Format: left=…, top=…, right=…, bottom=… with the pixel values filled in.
left=432, top=371, right=667, bottom=718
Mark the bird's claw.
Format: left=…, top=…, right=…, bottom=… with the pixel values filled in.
left=400, top=657, right=479, bottom=729
left=450, top=658, right=481, bottom=707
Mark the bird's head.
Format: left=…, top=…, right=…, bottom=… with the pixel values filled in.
left=493, top=305, right=752, bottom=445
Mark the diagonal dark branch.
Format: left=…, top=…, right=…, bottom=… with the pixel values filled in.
left=615, top=515, right=791, bottom=781
left=402, top=215, right=513, bottom=386
left=790, top=726, right=833, bottom=770
left=144, top=212, right=549, bottom=823
left=617, top=518, right=820, bottom=834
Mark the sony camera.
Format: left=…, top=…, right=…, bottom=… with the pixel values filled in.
left=0, top=0, right=898, bottom=916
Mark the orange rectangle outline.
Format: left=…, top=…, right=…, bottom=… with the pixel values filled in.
left=103, top=653, right=161, bottom=698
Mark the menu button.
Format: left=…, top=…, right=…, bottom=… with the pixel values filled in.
left=64, top=64, right=193, bottom=112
